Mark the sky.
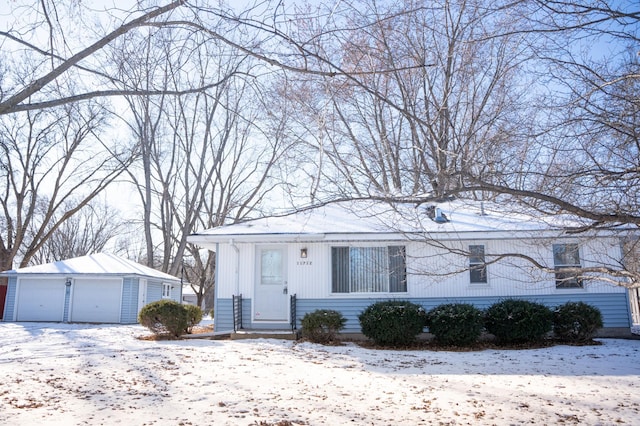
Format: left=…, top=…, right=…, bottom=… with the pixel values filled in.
left=1, top=321, right=639, bottom=425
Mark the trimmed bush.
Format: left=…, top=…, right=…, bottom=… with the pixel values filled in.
left=301, top=309, right=347, bottom=343
left=358, top=300, right=426, bottom=347
left=484, top=299, right=553, bottom=344
left=553, top=301, right=603, bottom=343
left=184, top=304, right=203, bottom=334
left=138, top=299, right=189, bottom=338
left=426, top=303, right=484, bottom=346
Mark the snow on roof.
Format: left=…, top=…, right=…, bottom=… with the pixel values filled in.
left=188, top=198, right=588, bottom=244
left=1, top=252, right=180, bottom=281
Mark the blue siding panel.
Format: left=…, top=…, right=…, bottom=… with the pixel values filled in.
left=3, top=276, right=17, bottom=321
left=120, top=278, right=140, bottom=324
left=147, top=281, right=163, bottom=304
left=218, top=293, right=630, bottom=333
left=216, top=298, right=275, bottom=331
left=215, top=298, right=234, bottom=332
left=292, top=294, right=630, bottom=333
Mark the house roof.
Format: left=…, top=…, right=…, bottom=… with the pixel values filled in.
left=1, top=252, right=180, bottom=281
left=188, top=199, right=595, bottom=244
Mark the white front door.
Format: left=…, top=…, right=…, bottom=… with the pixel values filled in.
left=254, top=247, right=288, bottom=321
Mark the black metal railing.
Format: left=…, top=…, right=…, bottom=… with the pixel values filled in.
left=290, top=293, right=297, bottom=332
left=232, top=294, right=243, bottom=332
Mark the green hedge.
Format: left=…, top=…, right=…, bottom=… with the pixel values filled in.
left=553, top=301, right=603, bottom=343
left=358, top=300, right=426, bottom=347
left=426, top=303, right=484, bottom=346
left=301, top=309, right=347, bottom=344
left=485, top=299, right=553, bottom=344
left=138, top=300, right=202, bottom=338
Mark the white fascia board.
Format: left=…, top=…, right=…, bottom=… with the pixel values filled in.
left=188, top=233, right=327, bottom=245
left=187, top=228, right=622, bottom=246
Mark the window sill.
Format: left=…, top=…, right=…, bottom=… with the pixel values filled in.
left=329, top=292, right=409, bottom=297
left=467, top=283, right=490, bottom=289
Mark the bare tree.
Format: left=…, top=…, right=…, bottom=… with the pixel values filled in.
left=0, top=100, right=132, bottom=271
left=274, top=0, right=532, bottom=202
left=108, top=17, right=295, bottom=306
left=0, top=1, right=189, bottom=115
left=28, top=199, right=124, bottom=264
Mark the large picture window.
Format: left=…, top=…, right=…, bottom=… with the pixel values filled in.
left=553, top=243, right=583, bottom=288
left=331, top=246, right=407, bottom=293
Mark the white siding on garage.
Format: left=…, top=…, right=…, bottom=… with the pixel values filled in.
left=16, top=278, right=66, bottom=322
left=70, top=278, right=122, bottom=323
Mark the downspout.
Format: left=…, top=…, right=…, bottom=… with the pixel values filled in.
left=213, top=242, right=220, bottom=332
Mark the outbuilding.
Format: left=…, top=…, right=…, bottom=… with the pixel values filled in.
left=1, top=253, right=182, bottom=324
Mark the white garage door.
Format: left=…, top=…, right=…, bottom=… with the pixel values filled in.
left=16, top=279, right=66, bottom=322
left=70, top=278, right=122, bottom=323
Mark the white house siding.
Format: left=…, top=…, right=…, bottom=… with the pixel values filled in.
left=216, top=238, right=625, bottom=300
left=407, top=237, right=625, bottom=298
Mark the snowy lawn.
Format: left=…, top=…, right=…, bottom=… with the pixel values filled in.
left=0, top=323, right=639, bottom=425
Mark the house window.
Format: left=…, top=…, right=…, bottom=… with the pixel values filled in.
left=331, top=246, right=406, bottom=293
left=469, top=245, right=487, bottom=284
left=162, top=283, right=172, bottom=298
left=553, top=244, right=583, bottom=288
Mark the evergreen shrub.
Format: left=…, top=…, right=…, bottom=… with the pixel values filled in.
left=553, top=301, right=603, bottom=343
left=138, top=299, right=189, bottom=338
left=358, top=300, right=426, bottom=347
left=301, top=309, right=347, bottom=343
left=184, top=304, right=203, bottom=334
left=426, top=303, right=484, bottom=346
left=484, top=299, right=553, bottom=344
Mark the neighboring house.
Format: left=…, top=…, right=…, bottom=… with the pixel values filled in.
left=1, top=253, right=182, bottom=324
left=182, top=284, right=198, bottom=306
left=187, top=199, right=638, bottom=336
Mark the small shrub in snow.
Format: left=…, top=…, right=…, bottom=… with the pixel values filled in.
left=553, top=301, right=603, bottom=343
left=485, top=299, right=553, bottom=344
left=301, top=309, right=347, bottom=343
left=426, top=303, right=484, bottom=346
left=358, top=300, right=426, bottom=347
left=138, top=299, right=189, bottom=338
left=184, top=304, right=203, bottom=334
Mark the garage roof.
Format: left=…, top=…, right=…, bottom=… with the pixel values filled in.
left=1, top=253, right=180, bottom=281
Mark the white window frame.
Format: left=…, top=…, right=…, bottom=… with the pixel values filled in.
left=553, top=243, right=583, bottom=289
left=162, top=283, right=172, bottom=298
left=468, top=244, right=488, bottom=285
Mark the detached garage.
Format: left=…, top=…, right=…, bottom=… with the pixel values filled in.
left=1, top=253, right=182, bottom=324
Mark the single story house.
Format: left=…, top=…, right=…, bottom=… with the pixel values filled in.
left=188, top=199, right=637, bottom=337
left=1, top=253, right=182, bottom=324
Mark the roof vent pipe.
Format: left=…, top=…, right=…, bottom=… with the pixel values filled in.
left=426, top=205, right=449, bottom=223
left=434, top=208, right=449, bottom=223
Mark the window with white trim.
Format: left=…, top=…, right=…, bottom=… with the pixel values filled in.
left=553, top=243, right=583, bottom=288
left=469, top=245, right=487, bottom=284
left=331, top=246, right=407, bottom=293
left=162, top=283, right=172, bottom=298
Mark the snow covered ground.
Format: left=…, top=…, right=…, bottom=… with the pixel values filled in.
left=0, top=323, right=639, bottom=425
